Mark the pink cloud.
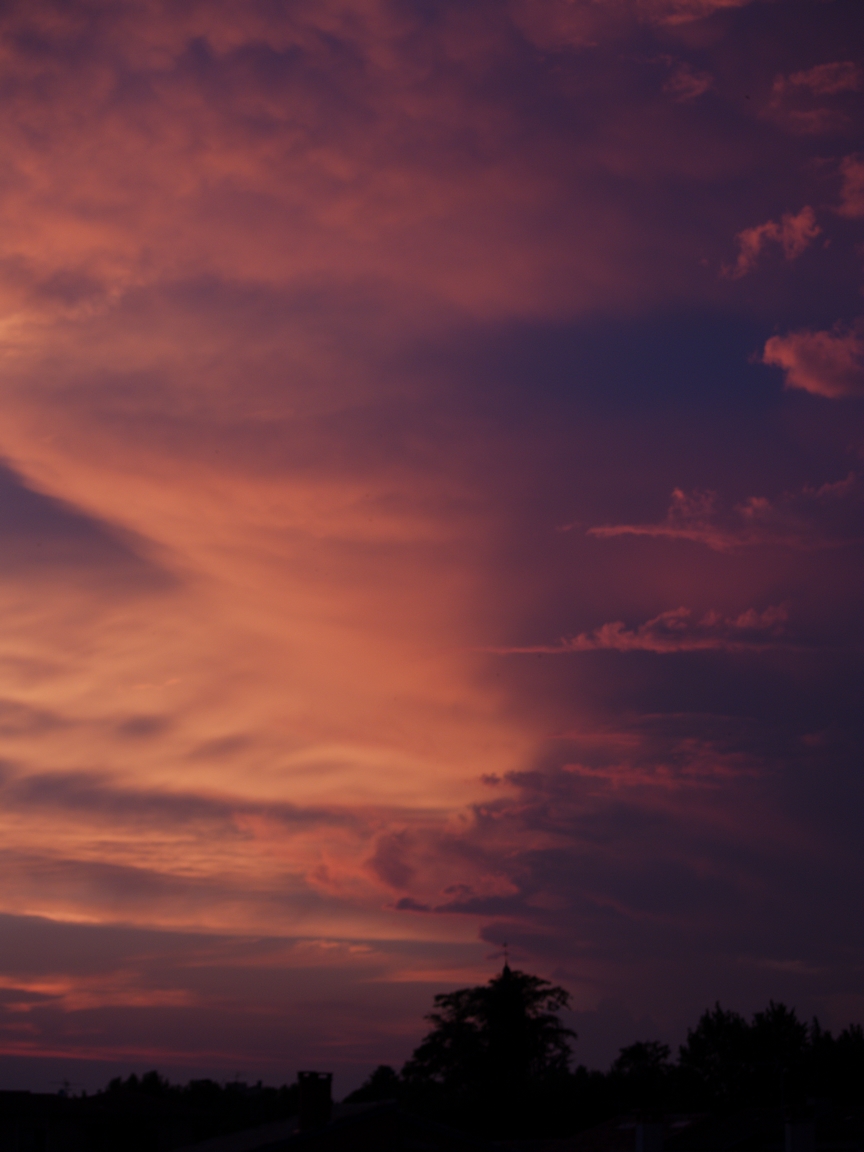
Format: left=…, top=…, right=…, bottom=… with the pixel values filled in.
left=588, top=475, right=864, bottom=550
left=638, top=0, right=753, bottom=23
left=510, top=0, right=754, bottom=50
left=724, top=206, right=820, bottom=278
left=662, top=63, right=715, bottom=103
left=837, top=154, right=864, bottom=218
left=786, top=62, right=863, bottom=97
left=763, top=322, right=864, bottom=398
left=767, top=62, right=862, bottom=135
left=485, top=604, right=790, bottom=655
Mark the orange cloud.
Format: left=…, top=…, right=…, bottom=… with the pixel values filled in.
left=763, top=323, right=864, bottom=398
left=0, top=0, right=795, bottom=956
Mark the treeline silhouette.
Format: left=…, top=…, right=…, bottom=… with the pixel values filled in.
left=4, top=968, right=864, bottom=1147
left=345, top=967, right=864, bottom=1138
left=0, top=1073, right=299, bottom=1151
left=104, top=1071, right=299, bottom=1134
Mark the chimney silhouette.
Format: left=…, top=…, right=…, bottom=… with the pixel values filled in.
left=298, top=1071, right=333, bottom=1131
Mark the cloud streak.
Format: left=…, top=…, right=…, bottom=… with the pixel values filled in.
left=486, top=605, right=790, bottom=655
left=587, top=476, right=864, bottom=551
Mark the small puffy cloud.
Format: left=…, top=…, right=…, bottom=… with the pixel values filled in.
left=724, top=206, right=820, bottom=279
left=786, top=62, right=863, bottom=97
left=837, top=154, right=864, bottom=219
left=588, top=474, right=864, bottom=551
left=763, top=322, right=864, bottom=398
left=486, top=605, right=789, bottom=655
left=662, top=63, right=714, bottom=103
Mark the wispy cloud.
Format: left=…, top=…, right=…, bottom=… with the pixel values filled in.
left=662, top=63, right=715, bottom=103
left=0, top=769, right=360, bottom=832
left=587, top=476, right=863, bottom=550
left=484, top=605, right=789, bottom=656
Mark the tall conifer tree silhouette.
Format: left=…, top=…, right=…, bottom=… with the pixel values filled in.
left=402, top=965, right=574, bottom=1126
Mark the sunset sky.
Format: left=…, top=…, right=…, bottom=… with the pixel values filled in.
left=1, top=0, right=863, bottom=1096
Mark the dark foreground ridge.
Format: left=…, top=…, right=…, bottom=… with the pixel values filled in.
left=4, top=968, right=864, bottom=1150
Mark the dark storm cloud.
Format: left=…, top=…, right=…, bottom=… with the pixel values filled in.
left=389, top=708, right=864, bottom=1029
left=384, top=587, right=864, bottom=1030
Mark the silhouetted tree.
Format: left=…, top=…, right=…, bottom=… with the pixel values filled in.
left=750, top=1001, right=809, bottom=1109
left=678, top=1003, right=752, bottom=1109
left=401, top=965, right=575, bottom=1134
left=609, top=1041, right=673, bottom=1112
left=344, top=1064, right=402, bottom=1103
left=678, top=1001, right=814, bottom=1111
left=820, top=1023, right=864, bottom=1105
left=27, top=993, right=864, bottom=1151
left=99, top=1071, right=299, bottom=1148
